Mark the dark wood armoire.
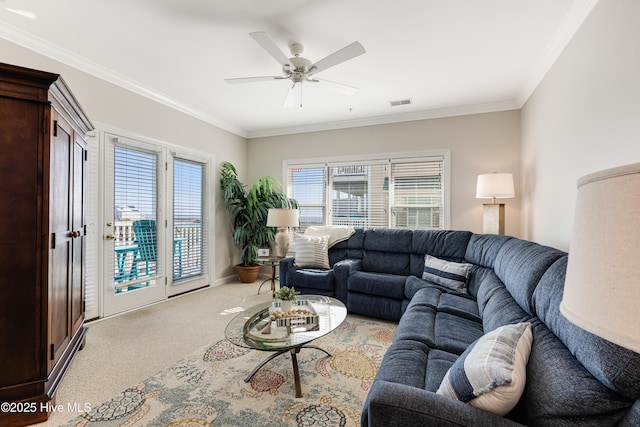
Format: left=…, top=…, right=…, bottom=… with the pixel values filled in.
left=0, top=63, right=93, bottom=426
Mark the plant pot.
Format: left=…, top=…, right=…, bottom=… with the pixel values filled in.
left=280, top=299, right=293, bottom=312
left=235, top=264, right=260, bottom=283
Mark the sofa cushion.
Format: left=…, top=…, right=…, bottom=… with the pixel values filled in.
left=404, top=276, right=480, bottom=323
left=348, top=271, right=406, bottom=300
left=533, top=256, right=640, bottom=400
left=293, top=233, right=329, bottom=268
left=464, top=234, right=513, bottom=268
left=398, top=290, right=483, bottom=355
left=494, top=239, right=565, bottom=315
left=422, top=255, right=473, bottom=293
left=480, top=280, right=532, bottom=332
left=285, top=267, right=334, bottom=292
left=524, top=321, right=634, bottom=426
left=362, top=228, right=412, bottom=275
left=410, top=230, right=473, bottom=276
left=437, top=322, right=533, bottom=416
left=347, top=293, right=403, bottom=321
left=374, top=339, right=458, bottom=392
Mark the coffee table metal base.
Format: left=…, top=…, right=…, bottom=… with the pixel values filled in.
left=244, top=345, right=331, bottom=398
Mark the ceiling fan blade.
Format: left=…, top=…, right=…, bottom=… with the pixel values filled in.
left=309, top=41, right=365, bottom=75
left=225, top=76, right=286, bottom=84
left=283, top=83, right=302, bottom=108
left=313, top=78, right=359, bottom=96
left=250, top=32, right=293, bottom=69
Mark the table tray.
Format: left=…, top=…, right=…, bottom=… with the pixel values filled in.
left=271, top=299, right=319, bottom=329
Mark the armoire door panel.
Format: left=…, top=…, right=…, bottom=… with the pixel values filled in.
left=71, top=136, right=86, bottom=333
left=49, top=114, right=73, bottom=369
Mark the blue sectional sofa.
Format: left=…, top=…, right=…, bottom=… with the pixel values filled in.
left=279, top=228, right=640, bottom=426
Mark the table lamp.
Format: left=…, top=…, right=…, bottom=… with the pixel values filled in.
left=476, top=172, right=515, bottom=235
left=560, top=162, right=640, bottom=353
left=267, top=208, right=299, bottom=258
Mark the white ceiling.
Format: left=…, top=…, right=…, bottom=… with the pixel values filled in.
left=0, top=0, right=598, bottom=138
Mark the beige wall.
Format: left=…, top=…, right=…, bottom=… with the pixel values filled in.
left=248, top=110, right=522, bottom=237
left=521, top=0, right=640, bottom=251
left=0, top=38, right=247, bottom=282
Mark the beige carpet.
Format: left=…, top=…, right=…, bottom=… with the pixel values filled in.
left=36, top=281, right=274, bottom=426
left=35, top=281, right=396, bottom=427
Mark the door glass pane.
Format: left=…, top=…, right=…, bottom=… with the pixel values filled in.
left=113, top=146, right=157, bottom=292
left=173, top=158, right=205, bottom=281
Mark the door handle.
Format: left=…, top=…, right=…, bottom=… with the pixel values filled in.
left=105, top=234, right=116, bottom=240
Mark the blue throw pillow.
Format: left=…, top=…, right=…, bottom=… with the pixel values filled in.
left=422, top=254, right=473, bottom=293
left=436, top=322, right=533, bottom=416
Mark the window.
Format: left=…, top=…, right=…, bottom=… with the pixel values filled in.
left=285, top=153, right=448, bottom=230
left=173, top=158, right=207, bottom=281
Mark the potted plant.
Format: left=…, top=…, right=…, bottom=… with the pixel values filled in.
left=274, top=286, right=299, bottom=312
left=220, top=161, right=297, bottom=283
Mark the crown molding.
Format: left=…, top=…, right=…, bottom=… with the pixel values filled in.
left=246, top=99, right=520, bottom=139
left=0, top=20, right=248, bottom=138
left=516, top=0, right=600, bottom=106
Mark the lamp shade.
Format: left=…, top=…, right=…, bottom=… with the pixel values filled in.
left=476, top=173, right=515, bottom=199
left=560, top=162, right=640, bottom=353
left=266, top=208, right=299, bottom=227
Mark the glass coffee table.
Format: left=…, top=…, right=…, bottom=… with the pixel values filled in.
left=225, top=295, right=347, bottom=398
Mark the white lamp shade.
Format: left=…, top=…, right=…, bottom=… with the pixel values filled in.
left=476, top=173, right=515, bottom=199
left=560, top=162, right=640, bottom=353
left=266, top=208, right=299, bottom=227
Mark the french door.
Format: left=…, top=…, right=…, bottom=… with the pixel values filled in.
left=103, top=136, right=167, bottom=316
left=100, top=133, right=211, bottom=317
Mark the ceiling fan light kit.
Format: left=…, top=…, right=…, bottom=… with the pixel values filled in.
left=225, top=32, right=365, bottom=108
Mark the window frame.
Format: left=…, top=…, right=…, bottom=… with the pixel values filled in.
left=283, top=150, right=451, bottom=231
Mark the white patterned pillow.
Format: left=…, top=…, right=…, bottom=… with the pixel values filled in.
left=293, top=234, right=330, bottom=269
left=422, top=254, right=473, bottom=293
left=436, top=322, right=533, bottom=416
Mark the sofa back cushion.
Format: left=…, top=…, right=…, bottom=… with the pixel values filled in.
left=328, top=228, right=365, bottom=266
left=524, top=320, right=634, bottom=426
left=493, top=239, right=565, bottom=315
left=410, top=230, right=472, bottom=277
left=464, top=234, right=513, bottom=268
left=533, top=257, right=640, bottom=400
left=362, top=228, right=413, bottom=275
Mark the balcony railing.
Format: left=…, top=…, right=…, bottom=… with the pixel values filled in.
left=113, top=220, right=202, bottom=284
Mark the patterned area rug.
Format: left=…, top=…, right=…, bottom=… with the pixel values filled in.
left=64, top=315, right=397, bottom=427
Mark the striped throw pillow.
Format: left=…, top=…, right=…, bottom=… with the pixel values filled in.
left=422, top=254, right=473, bottom=292
left=293, top=234, right=330, bottom=269
left=436, top=322, right=533, bottom=416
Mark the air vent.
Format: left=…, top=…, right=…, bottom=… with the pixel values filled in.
left=390, top=98, right=412, bottom=107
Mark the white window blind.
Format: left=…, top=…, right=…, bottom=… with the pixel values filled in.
left=286, top=154, right=446, bottom=230
left=287, top=165, right=327, bottom=230
left=84, top=135, right=99, bottom=320
left=329, top=162, right=388, bottom=227
left=173, top=158, right=207, bottom=281
left=114, top=145, right=158, bottom=285
left=391, top=160, right=443, bottom=229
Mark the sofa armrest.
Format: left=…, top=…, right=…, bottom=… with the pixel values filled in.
left=278, top=257, right=295, bottom=288
left=333, top=258, right=362, bottom=305
left=363, top=381, right=524, bottom=427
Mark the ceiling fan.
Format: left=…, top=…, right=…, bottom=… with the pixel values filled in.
left=225, top=32, right=366, bottom=108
